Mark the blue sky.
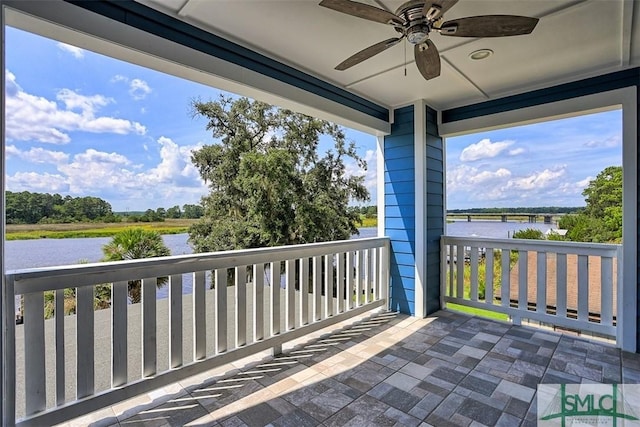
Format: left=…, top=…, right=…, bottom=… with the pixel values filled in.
left=4, top=27, right=377, bottom=212
left=5, top=27, right=621, bottom=212
left=446, top=109, right=622, bottom=209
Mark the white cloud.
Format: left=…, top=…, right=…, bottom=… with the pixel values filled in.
left=143, top=136, right=203, bottom=186
left=57, top=42, right=84, bottom=59
left=505, top=167, right=566, bottom=191
left=584, top=135, right=621, bottom=148
left=344, top=149, right=376, bottom=203
left=459, top=138, right=515, bottom=162
left=7, top=139, right=207, bottom=209
left=508, top=147, right=526, bottom=156
left=7, top=171, right=69, bottom=193
left=577, top=176, right=594, bottom=188
left=6, top=145, right=69, bottom=164
left=129, top=79, right=152, bottom=100
left=447, top=165, right=511, bottom=192
left=5, top=71, right=147, bottom=144
left=447, top=164, right=576, bottom=204
left=111, top=75, right=152, bottom=100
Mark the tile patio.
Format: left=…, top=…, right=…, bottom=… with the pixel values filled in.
left=59, top=310, right=640, bottom=427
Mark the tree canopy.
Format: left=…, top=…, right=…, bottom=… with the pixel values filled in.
left=6, top=191, right=117, bottom=224
left=560, top=165, right=622, bottom=243
left=188, top=96, right=369, bottom=252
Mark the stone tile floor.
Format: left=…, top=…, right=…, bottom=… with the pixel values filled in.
left=64, top=310, right=640, bottom=427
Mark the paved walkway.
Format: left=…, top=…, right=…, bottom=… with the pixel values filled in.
left=60, top=310, right=640, bottom=427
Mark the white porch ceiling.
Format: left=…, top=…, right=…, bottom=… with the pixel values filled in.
left=136, top=0, right=640, bottom=111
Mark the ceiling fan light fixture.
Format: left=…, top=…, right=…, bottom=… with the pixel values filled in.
left=407, top=25, right=429, bottom=44
left=469, top=48, right=493, bottom=60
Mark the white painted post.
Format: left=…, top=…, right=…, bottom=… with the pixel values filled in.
left=193, top=271, right=206, bottom=359
left=112, top=281, right=128, bottom=386
left=169, top=275, right=183, bottom=368
left=55, top=288, right=65, bottom=405
left=236, top=266, right=247, bottom=346
left=24, top=292, right=46, bottom=414
left=381, top=240, right=390, bottom=306
left=325, top=255, right=334, bottom=315
left=254, top=263, right=265, bottom=341
left=336, top=253, right=344, bottom=313
left=286, top=260, right=295, bottom=330
left=346, top=252, right=353, bottom=310
left=500, top=249, right=510, bottom=309
left=313, top=256, right=322, bottom=320
left=414, top=100, right=427, bottom=318
left=577, top=255, right=589, bottom=322
left=215, top=269, right=228, bottom=353
left=601, top=256, right=613, bottom=327
left=536, top=252, right=547, bottom=314
left=270, top=262, right=281, bottom=335
left=485, top=248, right=494, bottom=305
left=299, top=258, right=309, bottom=325
left=556, top=253, right=568, bottom=318
left=142, top=278, right=156, bottom=377
left=77, top=285, right=95, bottom=398
left=470, top=247, right=479, bottom=301
left=3, top=276, right=15, bottom=426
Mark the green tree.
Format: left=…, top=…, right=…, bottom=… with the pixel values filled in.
left=582, top=166, right=622, bottom=218
left=166, top=205, right=182, bottom=218
left=182, top=203, right=204, bottom=219
left=102, top=228, right=171, bottom=303
left=188, top=96, right=368, bottom=252
left=560, top=166, right=622, bottom=243
left=512, top=228, right=545, bottom=240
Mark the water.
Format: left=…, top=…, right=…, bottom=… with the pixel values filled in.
left=446, top=220, right=557, bottom=239
left=5, top=228, right=379, bottom=304
left=4, top=223, right=549, bottom=304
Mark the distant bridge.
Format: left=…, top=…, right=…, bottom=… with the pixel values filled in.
left=446, top=212, right=567, bottom=224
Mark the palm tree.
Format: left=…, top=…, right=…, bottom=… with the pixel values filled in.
left=102, top=228, right=171, bottom=303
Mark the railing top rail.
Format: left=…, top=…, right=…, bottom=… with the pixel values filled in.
left=8, top=237, right=390, bottom=294
left=442, top=235, right=620, bottom=256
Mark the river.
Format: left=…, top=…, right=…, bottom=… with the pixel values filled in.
left=4, top=221, right=555, bottom=271
left=4, top=221, right=555, bottom=302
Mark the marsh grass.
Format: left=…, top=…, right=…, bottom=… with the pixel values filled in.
left=6, top=219, right=197, bottom=240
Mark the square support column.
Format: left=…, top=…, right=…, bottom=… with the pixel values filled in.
left=384, top=101, right=444, bottom=316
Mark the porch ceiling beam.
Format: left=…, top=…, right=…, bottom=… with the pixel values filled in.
left=621, top=0, right=634, bottom=66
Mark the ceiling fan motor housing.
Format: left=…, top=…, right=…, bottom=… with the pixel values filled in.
left=396, top=1, right=433, bottom=45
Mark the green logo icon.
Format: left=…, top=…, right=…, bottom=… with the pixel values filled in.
left=538, top=384, right=640, bottom=426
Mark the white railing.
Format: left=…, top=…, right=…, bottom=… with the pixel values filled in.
left=441, top=236, right=623, bottom=343
left=3, top=237, right=389, bottom=426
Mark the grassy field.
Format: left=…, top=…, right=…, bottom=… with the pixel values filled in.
left=6, top=217, right=379, bottom=240
left=5, top=219, right=197, bottom=240
left=359, top=217, right=377, bottom=228
left=446, top=303, right=510, bottom=321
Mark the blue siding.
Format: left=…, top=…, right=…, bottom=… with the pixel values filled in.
left=66, top=0, right=388, bottom=122
left=443, top=68, right=640, bottom=123
left=425, top=106, right=444, bottom=315
left=385, top=105, right=415, bottom=315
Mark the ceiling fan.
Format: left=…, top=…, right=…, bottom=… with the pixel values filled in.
left=319, top=0, right=539, bottom=80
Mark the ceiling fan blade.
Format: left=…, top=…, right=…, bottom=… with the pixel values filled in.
left=440, top=15, right=539, bottom=37
left=423, top=0, right=459, bottom=21
left=319, top=0, right=403, bottom=25
left=414, top=40, right=441, bottom=80
left=335, top=37, right=402, bottom=71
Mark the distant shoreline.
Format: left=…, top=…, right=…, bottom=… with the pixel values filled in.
left=5, top=217, right=378, bottom=241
